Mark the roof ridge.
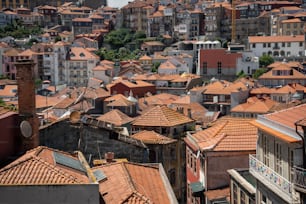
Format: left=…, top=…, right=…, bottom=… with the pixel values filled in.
left=211, top=133, right=227, bottom=150
left=213, top=120, right=229, bottom=137
left=122, top=191, right=151, bottom=203
left=122, top=162, right=137, bottom=191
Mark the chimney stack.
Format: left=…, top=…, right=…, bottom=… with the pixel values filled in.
left=16, top=60, right=39, bottom=152
left=105, top=152, right=115, bottom=163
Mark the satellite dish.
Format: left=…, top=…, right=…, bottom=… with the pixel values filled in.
left=20, top=120, right=32, bottom=138
left=70, top=111, right=81, bottom=123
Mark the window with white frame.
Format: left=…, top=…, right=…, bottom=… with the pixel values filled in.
left=275, top=141, right=283, bottom=175
left=263, top=134, right=270, bottom=166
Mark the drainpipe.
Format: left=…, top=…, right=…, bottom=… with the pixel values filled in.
left=295, top=119, right=306, bottom=169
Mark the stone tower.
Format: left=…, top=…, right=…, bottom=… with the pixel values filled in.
left=16, top=60, right=39, bottom=152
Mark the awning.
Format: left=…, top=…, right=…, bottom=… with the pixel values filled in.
left=190, top=181, right=205, bottom=194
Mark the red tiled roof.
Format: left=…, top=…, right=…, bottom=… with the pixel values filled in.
left=259, top=67, right=306, bottom=80
left=231, top=96, right=278, bottom=114
left=132, top=105, right=194, bottom=127
left=96, top=109, right=134, bottom=126
left=93, top=162, right=171, bottom=204
left=264, top=103, right=306, bottom=130
left=189, top=117, right=257, bottom=151
left=0, top=85, right=17, bottom=97
left=138, top=93, right=179, bottom=111
left=205, top=187, right=230, bottom=201
left=131, top=130, right=176, bottom=144
left=249, top=35, right=304, bottom=43
left=199, top=49, right=242, bottom=69
left=0, top=146, right=91, bottom=185
left=69, top=47, right=99, bottom=61
left=250, top=120, right=299, bottom=143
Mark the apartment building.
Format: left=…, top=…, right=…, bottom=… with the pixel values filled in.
left=2, top=48, right=21, bottom=80
left=67, top=47, right=100, bottom=87
left=72, top=17, right=93, bottom=35
left=248, top=104, right=306, bottom=204
left=132, top=105, right=195, bottom=202
left=248, top=35, right=304, bottom=57
left=189, top=80, right=250, bottom=115
left=121, top=0, right=154, bottom=32
left=58, top=8, right=90, bottom=31
left=258, top=61, right=306, bottom=87
left=197, top=48, right=243, bottom=80
left=184, top=117, right=257, bottom=204
left=148, top=5, right=175, bottom=37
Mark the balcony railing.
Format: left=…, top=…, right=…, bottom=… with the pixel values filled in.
left=294, top=166, right=306, bottom=190
left=249, top=154, right=293, bottom=199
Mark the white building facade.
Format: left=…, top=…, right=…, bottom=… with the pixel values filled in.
left=248, top=35, right=305, bottom=57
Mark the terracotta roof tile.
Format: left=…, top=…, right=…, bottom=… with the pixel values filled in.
left=203, top=80, right=248, bottom=95
left=250, top=120, right=299, bottom=143
left=259, top=66, right=306, bottom=80
left=104, top=94, right=127, bottom=102
left=189, top=117, right=257, bottom=151
left=3, top=48, right=21, bottom=56
left=0, top=146, right=91, bottom=185
left=204, top=187, right=230, bottom=201
left=97, top=109, right=134, bottom=126
left=106, top=97, right=134, bottom=107
left=139, top=55, right=152, bottom=60
left=93, top=162, right=171, bottom=204
left=83, top=87, right=110, bottom=99
left=69, top=47, right=99, bottom=61
left=159, top=61, right=176, bottom=70
left=131, top=130, right=177, bottom=144
left=264, top=103, right=306, bottom=130
left=92, top=64, right=113, bottom=71
left=231, top=96, right=278, bottom=114
left=132, top=105, right=194, bottom=127
left=0, top=85, right=17, bottom=97
left=36, top=95, right=60, bottom=109
left=250, top=87, right=272, bottom=95
left=138, top=93, right=179, bottom=111
left=249, top=35, right=304, bottom=43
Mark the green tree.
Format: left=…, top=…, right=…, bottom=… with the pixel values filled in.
left=134, top=31, right=146, bottom=39
left=0, top=98, right=5, bottom=106
left=152, top=62, right=161, bottom=72
left=104, top=28, right=132, bottom=49
left=236, top=70, right=247, bottom=79
left=253, top=68, right=267, bottom=79
left=259, top=54, right=274, bottom=68
left=55, top=36, right=62, bottom=42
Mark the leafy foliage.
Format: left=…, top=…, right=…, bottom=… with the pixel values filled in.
left=236, top=70, right=247, bottom=79
left=104, top=28, right=133, bottom=49
left=96, top=47, right=141, bottom=61
left=252, top=68, right=267, bottom=79
left=97, top=29, right=148, bottom=61
left=152, top=62, right=161, bottom=73
left=259, top=54, right=274, bottom=68
left=0, top=19, right=43, bottom=39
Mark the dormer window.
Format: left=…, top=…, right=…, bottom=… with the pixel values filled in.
left=80, top=53, right=85, bottom=57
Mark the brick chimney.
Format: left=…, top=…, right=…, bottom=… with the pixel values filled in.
left=105, top=152, right=115, bottom=163
left=16, top=60, right=39, bottom=152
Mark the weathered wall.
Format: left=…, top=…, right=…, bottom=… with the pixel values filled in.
left=39, top=120, right=148, bottom=165
left=0, top=184, right=99, bottom=204
left=206, top=151, right=255, bottom=190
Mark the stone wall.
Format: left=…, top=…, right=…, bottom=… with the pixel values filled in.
left=39, top=119, right=148, bottom=166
